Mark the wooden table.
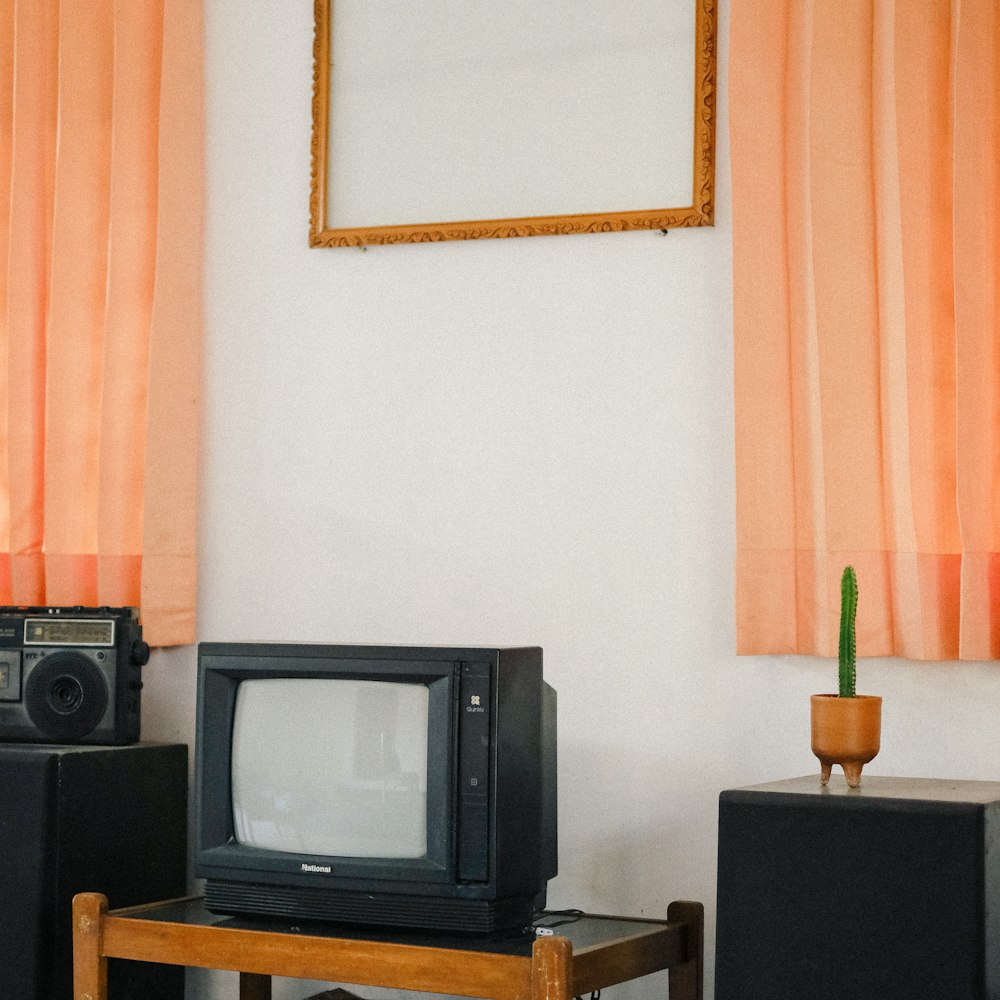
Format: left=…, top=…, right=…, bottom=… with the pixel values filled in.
left=72, top=894, right=703, bottom=1000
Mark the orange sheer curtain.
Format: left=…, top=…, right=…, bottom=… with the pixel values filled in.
left=0, top=0, right=202, bottom=645
left=732, top=1, right=999, bottom=660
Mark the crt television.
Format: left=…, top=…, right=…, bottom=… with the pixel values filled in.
left=195, top=643, right=557, bottom=933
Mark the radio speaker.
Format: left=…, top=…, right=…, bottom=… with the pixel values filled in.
left=0, top=742, right=187, bottom=1000
left=715, top=775, right=1000, bottom=1000
left=23, top=652, right=110, bottom=742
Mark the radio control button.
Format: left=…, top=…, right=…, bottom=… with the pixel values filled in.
left=0, top=651, right=21, bottom=702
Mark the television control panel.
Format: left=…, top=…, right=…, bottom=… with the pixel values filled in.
left=458, top=662, right=491, bottom=882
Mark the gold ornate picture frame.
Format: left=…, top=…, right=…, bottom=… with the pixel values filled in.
left=310, top=0, right=716, bottom=248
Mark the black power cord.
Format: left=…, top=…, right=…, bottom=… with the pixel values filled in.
left=531, top=907, right=585, bottom=933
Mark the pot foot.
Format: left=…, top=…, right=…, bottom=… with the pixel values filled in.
left=820, top=762, right=832, bottom=785
left=842, top=762, right=863, bottom=787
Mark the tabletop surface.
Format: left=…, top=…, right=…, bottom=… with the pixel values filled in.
left=112, top=897, right=674, bottom=958
left=724, top=774, right=1000, bottom=804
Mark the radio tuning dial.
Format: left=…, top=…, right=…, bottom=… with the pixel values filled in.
left=131, top=640, right=150, bottom=666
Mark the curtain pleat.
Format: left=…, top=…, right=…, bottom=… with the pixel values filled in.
left=97, top=0, right=163, bottom=606
left=6, top=0, right=57, bottom=601
left=954, top=1, right=1000, bottom=659
left=140, top=0, right=201, bottom=642
left=0, top=0, right=201, bottom=645
left=45, top=0, right=115, bottom=605
left=0, top=1, right=13, bottom=600
left=733, top=0, right=1000, bottom=660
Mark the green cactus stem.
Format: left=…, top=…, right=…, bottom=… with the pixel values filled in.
left=838, top=566, right=858, bottom=698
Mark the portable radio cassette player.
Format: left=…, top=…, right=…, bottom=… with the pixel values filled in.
left=0, top=606, right=149, bottom=745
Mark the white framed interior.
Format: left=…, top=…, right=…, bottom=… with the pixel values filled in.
left=310, top=0, right=716, bottom=245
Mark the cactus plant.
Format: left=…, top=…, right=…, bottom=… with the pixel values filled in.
left=838, top=565, right=858, bottom=698
left=812, top=565, right=880, bottom=786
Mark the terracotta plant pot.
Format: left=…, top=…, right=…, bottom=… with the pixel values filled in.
left=810, top=694, right=882, bottom=788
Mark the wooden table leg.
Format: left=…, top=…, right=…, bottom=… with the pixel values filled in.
left=666, top=901, right=704, bottom=1000
left=73, top=892, right=109, bottom=1000
left=531, top=934, right=572, bottom=1000
left=240, top=971, right=272, bottom=1000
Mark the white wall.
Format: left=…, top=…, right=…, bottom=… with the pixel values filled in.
left=137, top=3, right=1000, bottom=998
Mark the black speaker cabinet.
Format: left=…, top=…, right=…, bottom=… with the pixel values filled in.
left=0, top=742, right=187, bottom=1000
left=715, top=775, right=1000, bottom=1000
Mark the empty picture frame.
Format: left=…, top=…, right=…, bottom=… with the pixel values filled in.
left=309, top=0, right=717, bottom=247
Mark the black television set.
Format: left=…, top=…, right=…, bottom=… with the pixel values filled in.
left=195, top=643, right=557, bottom=933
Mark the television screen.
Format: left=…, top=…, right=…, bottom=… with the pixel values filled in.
left=231, top=678, right=429, bottom=858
